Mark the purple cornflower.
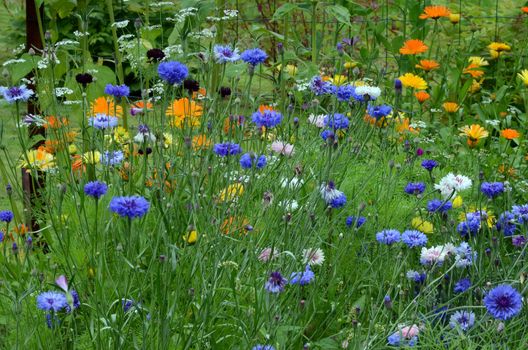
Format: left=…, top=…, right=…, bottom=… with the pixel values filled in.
left=457, top=217, right=481, bottom=236
left=387, top=332, right=418, bottom=347
left=89, top=114, right=119, bottom=129
left=449, top=311, right=475, bottom=331
left=158, top=61, right=189, bottom=85
left=84, top=181, right=108, bottom=199
left=213, top=142, right=242, bottom=157
left=101, top=150, right=124, bottom=166
left=213, top=45, right=240, bottom=63
left=394, top=79, right=402, bottom=94
left=404, top=182, right=425, bottom=195
left=109, top=196, right=150, bottom=219
left=0, top=85, right=33, bottom=103
left=251, top=110, right=283, bottom=128
left=265, top=271, right=287, bottom=293
left=0, top=210, right=14, bottom=223
left=454, top=277, right=471, bottom=293
left=401, top=230, right=428, bottom=248
left=367, top=104, right=392, bottom=120
left=427, top=199, right=452, bottom=213
left=346, top=216, right=366, bottom=228
left=481, top=182, right=504, bottom=199
left=335, top=84, right=355, bottom=101
left=483, top=284, right=523, bottom=321
left=240, top=153, right=267, bottom=169
left=512, top=235, right=526, bottom=247
left=122, top=299, right=135, bottom=313
left=252, top=346, right=275, bottom=350
left=376, top=229, right=401, bottom=245
left=421, top=159, right=438, bottom=172
left=324, top=113, right=349, bottom=130
left=320, top=129, right=335, bottom=141
left=309, top=76, right=334, bottom=96
left=240, top=48, right=267, bottom=66
left=290, top=265, right=315, bottom=286
left=37, top=291, right=68, bottom=312
left=104, top=84, right=130, bottom=99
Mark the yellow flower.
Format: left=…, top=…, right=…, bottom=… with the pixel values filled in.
left=398, top=73, right=428, bottom=90
left=449, top=13, right=460, bottom=24
left=20, top=147, right=55, bottom=171
left=459, top=207, right=495, bottom=228
left=218, top=183, right=244, bottom=202
left=518, top=69, right=528, bottom=86
left=344, top=61, right=358, bottom=69
left=459, top=124, right=488, bottom=147
left=442, top=102, right=460, bottom=113
left=331, top=74, right=347, bottom=86
left=411, top=217, right=433, bottom=234
left=166, top=98, right=203, bottom=129
left=183, top=230, right=198, bottom=244
left=68, top=144, right=78, bottom=154
left=82, top=151, right=101, bottom=164
left=469, top=79, right=483, bottom=93
left=105, top=126, right=130, bottom=145
left=468, top=56, right=489, bottom=67
left=163, top=133, right=173, bottom=148
left=276, top=64, right=298, bottom=76
left=488, top=42, right=510, bottom=58
left=452, top=196, right=463, bottom=208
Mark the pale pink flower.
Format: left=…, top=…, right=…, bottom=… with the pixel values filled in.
left=308, top=114, right=325, bottom=128
left=271, top=141, right=295, bottom=156
left=55, top=275, right=68, bottom=292
left=258, top=247, right=280, bottom=262
left=303, top=248, right=325, bottom=266
left=400, top=325, right=420, bottom=338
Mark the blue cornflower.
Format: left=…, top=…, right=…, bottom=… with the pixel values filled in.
left=512, top=235, right=526, bottom=247
left=406, top=270, right=426, bottom=284
left=496, top=211, right=516, bottom=236
left=455, top=242, right=477, bottom=268
left=265, top=271, right=287, bottom=293
left=330, top=193, right=347, bottom=208
left=252, top=346, right=275, bottom=350
left=240, top=48, right=267, bottom=66
left=324, top=113, right=349, bottom=130
left=457, top=217, right=481, bottom=236
left=104, top=84, right=130, bottom=99
left=213, top=142, right=242, bottom=157
left=109, top=196, right=150, bottom=219
left=404, top=182, right=425, bottom=195
left=0, top=85, right=33, bottom=103
left=512, top=204, right=528, bottom=224
left=84, top=181, right=108, bottom=199
left=481, top=182, right=504, bottom=199
left=320, top=129, right=335, bottom=141
left=158, top=61, right=189, bottom=85
left=346, top=216, right=366, bottom=228
left=376, top=229, right=401, bottom=245
left=387, top=332, right=418, bottom=347
left=101, top=150, right=124, bottom=166
left=401, top=230, right=428, bottom=248
left=454, top=277, right=471, bottom=293
left=421, top=159, right=438, bottom=171
left=122, top=299, right=135, bottom=313
left=427, top=199, right=452, bottom=213
left=367, top=104, right=392, bottom=120
left=290, top=265, right=315, bottom=286
left=0, top=210, right=14, bottom=223
left=240, top=153, right=267, bottom=169
left=0, top=231, right=4, bottom=242
left=89, top=114, right=119, bottom=129
left=37, top=291, right=68, bottom=312
left=309, top=76, right=334, bottom=96
left=320, top=182, right=347, bottom=208
left=449, top=311, right=475, bottom=331
left=484, top=284, right=523, bottom=321
left=335, top=84, right=356, bottom=102
left=213, top=45, right=240, bottom=63
left=251, top=110, right=283, bottom=128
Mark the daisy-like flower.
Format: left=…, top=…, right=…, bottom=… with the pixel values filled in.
left=449, top=311, right=475, bottom=331
left=398, top=73, right=428, bottom=90
left=303, top=248, right=325, bottom=266
left=523, top=7, right=528, bottom=14
left=415, top=59, right=440, bottom=71
left=463, top=63, right=485, bottom=78
left=484, top=284, right=523, bottom=321
left=517, top=69, right=528, bottom=86
left=399, top=39, right=428, bottom=55
left=419, top=5, right=451, bottom=20
left=442, top=102, right=460, bottom=113
left=109, top=196, right=150, bottom=219
left=36, top=291, right=68, bottom=312
left=488, top=42, right=511, bottom=58
left=89, top=114, right=119, bottom=129
left=459, top=124, right=488, bottom=147
left=401, top=230, right=428, bottom=248
left=501, top=129, right=520, bottom=140
left=469, top=56, right=489, bottom=67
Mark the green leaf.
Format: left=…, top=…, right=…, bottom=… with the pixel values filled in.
left=272, top=3, right=300, bottom=21
left=325, top=4, right=352, bottom=27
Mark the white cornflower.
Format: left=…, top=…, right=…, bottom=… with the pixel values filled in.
left=303, top=248, right=325, bottom=266
left=354, top=85, right=381, bottom=100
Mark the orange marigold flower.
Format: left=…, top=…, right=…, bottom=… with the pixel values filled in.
left=399, top=73, right=428, bottom=90
left=192, top=134, right=211, bottom=150
left=443, top=102, right=460, bottom=113
left=501, top=129, right=520, bottom=140
left=14, top=224, right=29, bottom=235
left=459, top=124, right=488, bottom=147
left=395, top=117, right=419, bottom=134
left=44, top=116, right=69, bottom=129
left=223, top=116, right=244, bottom=134
left=166, top=98, right=203, bottom=128
left=419, top=5, right=451, bottom=20
left=463, top=63, right=484, bottom=78
left=415, top=59, right=440, bottom=71
left=399, top=39, right=428, bottom=55
left=259, top=105, right=275, bottom=113
left=221, top=216, right=250, bottom=235
left=523, top=7, right=528, bottom=14
left=90, top=96, right=123, bottom=117
left=414, top=91, right=430, bottom=103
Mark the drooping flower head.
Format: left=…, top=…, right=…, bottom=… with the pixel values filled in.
left=240, top=48, right=267, bottom=66
left=484, top=284, right=523, bottom=321
left=158, top=61, right=189, bottom=85
left=213, top=45, right=240, bottom=63
left=0, top=85, right=34, bottom=103
left=265, top=271, right=287, bottom=293
left=109, top=196, right=150, bottom=219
